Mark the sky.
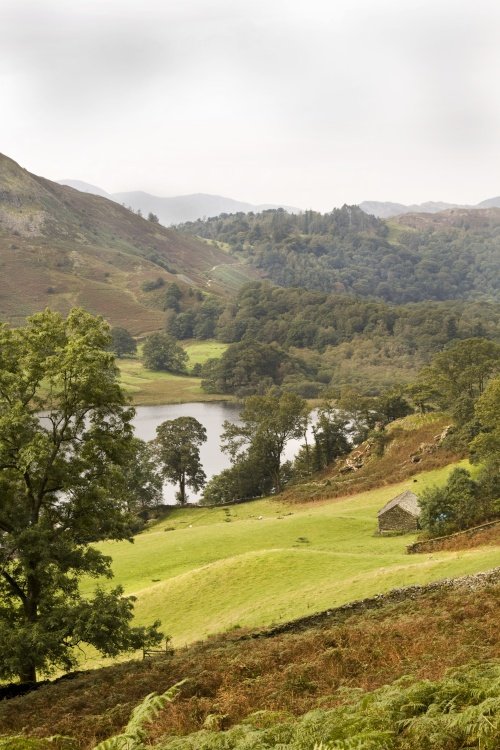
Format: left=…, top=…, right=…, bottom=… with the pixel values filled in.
left=2, top=0, right=500, bottom=211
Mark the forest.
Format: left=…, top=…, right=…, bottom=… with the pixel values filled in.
left=177, top=206, right=500, bottom=303
left=157, top=280, right=500, bottom=395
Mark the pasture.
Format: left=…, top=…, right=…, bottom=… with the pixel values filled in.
left=84, top=461, right=500, bottom=651
left=116, top=340, right=228, bottom=404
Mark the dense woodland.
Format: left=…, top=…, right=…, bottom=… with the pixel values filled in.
left=155, top=280, right=500, bottom=395
left=177, top=206, right=500, bottom=303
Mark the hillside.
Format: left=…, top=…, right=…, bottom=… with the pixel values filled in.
left=75, top=456, right=499, bottom=651
left=0, top=154, right=256, bottom=332
left=359, top=199, right=461, bottom=217
left=0, top=414, right=498, bottom=748
left=0, top=571, right=498, bottom=746
left=177, top=205, right=500, bottom=303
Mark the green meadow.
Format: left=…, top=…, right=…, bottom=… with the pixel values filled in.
left=84, top=461, right=499, bottom=653
left=116, top=340, right=228, bottom=405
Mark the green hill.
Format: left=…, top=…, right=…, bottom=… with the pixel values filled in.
left=81, top=461, right=498, bottom=649
left=0, top=154, right=256, bottom=332
left=176, top=205, right=500, bottom=303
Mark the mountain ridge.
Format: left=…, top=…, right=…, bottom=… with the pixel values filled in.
left=58, top=179, right=298, bottom=225
left=0, top=153, right=255, bottom=331
left=360, top=197, right=500, bottom=218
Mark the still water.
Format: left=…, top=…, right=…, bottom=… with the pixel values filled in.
left=132, top=402, right=312, bottom=504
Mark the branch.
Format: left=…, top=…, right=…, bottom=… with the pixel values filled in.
left=1, top=569, right=27, bottom=605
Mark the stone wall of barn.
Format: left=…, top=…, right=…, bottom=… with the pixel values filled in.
left=378, top=505, right=419, bottom=534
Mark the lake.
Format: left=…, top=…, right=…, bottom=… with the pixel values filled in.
left=132, top=402, right=314, bottom=504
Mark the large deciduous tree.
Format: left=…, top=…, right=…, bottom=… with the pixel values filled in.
left=0, top=309, right=161, bottom=683
left=221, top=392, right=308, bottom=494
left=154, top=417, right=207, bottom=505
left=142, top=332, right=188, bottom=373
left=110, top=326, right=137, bottom=358
left=470, top=377, right=500, bottom=467
left=418, top=338, right=500, bottom=411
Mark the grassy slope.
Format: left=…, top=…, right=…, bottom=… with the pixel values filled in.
left=2, top=574, right=499, bottom=746
left=0, top=154, right=255, bottom=332
left=83, top=462, right=499, bottom=651
left=117, top=340, right=229, bottom=404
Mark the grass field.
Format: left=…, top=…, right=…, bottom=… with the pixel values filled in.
left=116, top=340, right=228, bottom=405
left=83, top=461, right=500, bottom=653
left=183, top=339, right=228, bottom=366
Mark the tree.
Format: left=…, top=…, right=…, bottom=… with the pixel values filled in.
left=154, top=417, right=207, bottom=504
left=164, top=283, right=182, bottom=312
left=142, top=332, right=188, bottom=372
left=221, top=392, right=308, bottom=493
left=121, top=438, right=163, bottom=517
left=0, top=309, right=162, bottom=683
left=313, top=402, right=351, bottom=469
left=201, top=341, right=292, bottom=396
left=406, top=381, right=440, bottom=414
left=419, top=467, right=487, bottom=537
left=147, top=212, right=160, bottom=223
left=470, top=377, right=500, bottom=467
left=419, top=339, right=500, bottom=410
left=110, top=326, right=137, bottom=358
left=336, top=388, right=380, bottom=443
left=201, top=453, right=273, bottom=505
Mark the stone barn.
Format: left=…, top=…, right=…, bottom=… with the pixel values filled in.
left=377, top=490, right=421, bottom=534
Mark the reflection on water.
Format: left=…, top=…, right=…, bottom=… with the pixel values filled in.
left=132, top=402, right=315, bottom=504
left=133, top=402, right=241, bottom=504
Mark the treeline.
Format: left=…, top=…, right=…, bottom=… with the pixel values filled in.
left=167, top=281, right=498, bottom=396
left=201, top=339, right=499, bottom=539
left=177, top=205, right=500, bottom=303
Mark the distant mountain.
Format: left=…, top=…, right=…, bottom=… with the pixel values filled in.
left=477, top=196, right=500, bottom=209
left=0, top=154, right=256, bottom=332
left=58, top=181, right=298, bottom=225
left=359, top=197, right=500, bottom=218
left=359, top=200, right=461, bottom=218
left=57, top=179, right=111, bottom=198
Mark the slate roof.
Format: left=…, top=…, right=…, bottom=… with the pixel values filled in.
left=377, top=490, right=421, bottom=518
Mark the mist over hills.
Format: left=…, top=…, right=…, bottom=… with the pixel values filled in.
left=58, top=179, right=298, bottom=225
left=58, top=178, right=500, bottom=223
left=359, top=197, right=500, bottom=218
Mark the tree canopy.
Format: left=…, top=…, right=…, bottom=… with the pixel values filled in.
left=110, top=326, right=137, bottom=358
left=0, top=309, right=161, bottom=682
left=154, top=417, right=207, bottom=505
left=470, top=377, right=500, bottom=468
left=221, top=392, right=308, bottom=494
left=177, top=205, right=500, bottom=303
left=142, top=332, right=188, bottom=372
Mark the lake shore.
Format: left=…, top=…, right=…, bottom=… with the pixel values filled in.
left=117, top=339, right=234, bottom=405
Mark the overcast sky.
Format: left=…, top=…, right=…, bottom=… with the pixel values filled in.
left=2, top=0, right=500, bottom=210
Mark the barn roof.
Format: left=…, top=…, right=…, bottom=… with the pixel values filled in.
left=377, top=490, right=421, bottom=518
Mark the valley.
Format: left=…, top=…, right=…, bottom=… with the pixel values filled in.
left=0, top=154, right=498, bottom=750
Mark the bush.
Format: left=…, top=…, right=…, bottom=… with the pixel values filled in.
left=142, top=277, right=166, bottom=292
left=419, top=467, right=497, bottom=537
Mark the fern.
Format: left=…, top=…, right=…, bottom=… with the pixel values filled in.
left=93, top=681, right=186, bottom=750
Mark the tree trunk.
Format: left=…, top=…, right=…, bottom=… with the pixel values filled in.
left=273, top=462, right=281, bottom=494
left=19, top=661, right=37, bottom=684
left=179, top=474, right=186, bottom=505
left=19, top=572, right=39, bottom=683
